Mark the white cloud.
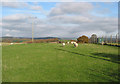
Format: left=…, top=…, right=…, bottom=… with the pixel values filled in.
left=3, top=14, right=29, bottom=21
left=30, top=6, right=42, bottom=10
left=2, top=0, right=119, bottom=2
left=2, top=2, right=29, bottom=8
left=5, top=33, right=12, bottom=37
left=1, top=0, right=18, bottom=2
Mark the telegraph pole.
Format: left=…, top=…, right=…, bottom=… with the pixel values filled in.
left=29, top=16, right=37, bottom=43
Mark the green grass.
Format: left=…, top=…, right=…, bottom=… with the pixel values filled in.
left=2, top=43, right=119, bottom=82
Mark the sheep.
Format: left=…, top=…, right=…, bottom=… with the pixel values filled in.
left=62, top=43, right=65, bottom=47
left=73, top=42, right=78, bottom=47
left=101, top=41, right=104, bottom=45
left=71, top=41, right=74, bottom=44
left=0, top=43, right=1, bottom=46
left=10, top=43, right=13, bottom=45
left=67, top=41, right=70, bottom=44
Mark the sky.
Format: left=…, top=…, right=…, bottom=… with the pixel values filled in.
left=0, top=0, right=118, bottom=38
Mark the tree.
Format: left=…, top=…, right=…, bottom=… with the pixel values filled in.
left=77, top=35, right=89, bottom=43
left=90, top=34, right=97, bottom=43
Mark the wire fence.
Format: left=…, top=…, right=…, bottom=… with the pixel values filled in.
left=98, top=35, right=119, bottom=44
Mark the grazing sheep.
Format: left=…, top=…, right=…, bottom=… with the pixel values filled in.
left=71, top=41, right=74, bottom=44
left=73, top=42, right=78, bottom=47
left=101, top=41, right=104, bottom=45
left=67, top=42, right=69, bottom=44
left=10, top=43, right=13, bottom=45
left=0, top=43, right=1, bottom=46
left=62, top=43, right=65, bottom=46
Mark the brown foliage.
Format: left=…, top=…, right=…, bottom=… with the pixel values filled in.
left=70, top=40, right=77, bottom=42
left=2, top=38, right=31, bottom=43
left=77, top=35, right=89, bottom=43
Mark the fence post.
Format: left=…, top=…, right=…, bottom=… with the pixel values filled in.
left=102, top=36, right=103, bottom=45
left=105, top=36, right=107, bottom=44
left=111, top=35, right=112, bottom=44
left=116, top=33, right=118, bottom=44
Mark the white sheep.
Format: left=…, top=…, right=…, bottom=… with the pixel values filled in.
left=101, top=41, right=104, bottom=45
left=10, top=43, right=13, bottom=45
left=62, top=43, right=65, bottom=46
left=73, top=42, right=78, bottom=47
left=71, top=41, right=74, bottom=44
left=67, top=42, right=69, bottom=44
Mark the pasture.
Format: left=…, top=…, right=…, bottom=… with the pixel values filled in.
left=2, top=43, right=119, bottom=82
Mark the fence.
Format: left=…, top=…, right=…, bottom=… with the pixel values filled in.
left=97, top=34, right=119, bottom=46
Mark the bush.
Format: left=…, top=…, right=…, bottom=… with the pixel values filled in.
left=77, top=35, right=89, bottom=43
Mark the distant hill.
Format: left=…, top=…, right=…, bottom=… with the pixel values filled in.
left=1, top=36, right=60, bottom=39
left=59, top=38, right=77, bottom=40
left=1, top=36, right=61, bottom=43
left=34, top=37, right=60, bottom=39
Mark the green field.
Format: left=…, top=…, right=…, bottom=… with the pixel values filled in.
left=2, top=43, right=119, bottom=82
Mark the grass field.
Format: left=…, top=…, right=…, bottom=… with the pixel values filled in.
left=2, top=43, right=119, bottom=82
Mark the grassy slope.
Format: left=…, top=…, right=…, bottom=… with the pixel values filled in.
left=2, top=43, right=119, bottom=82
left=0, top=46, right=1, bottom=83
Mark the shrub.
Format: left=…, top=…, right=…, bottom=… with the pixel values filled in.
left=77, top=35, right=89, bottom=43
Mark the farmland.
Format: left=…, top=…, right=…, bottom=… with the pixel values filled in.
left=2, top=43, right=119, bottom=82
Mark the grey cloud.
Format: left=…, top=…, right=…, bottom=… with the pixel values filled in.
left=48, top=3, right=93, bottom=16
left=2, top=14, right=46, bottom=37
left=2, top=13, right=118, bottom=38
left=48, top=15, right=93, bottom=24
left=48, top=13, right=117, bottom=36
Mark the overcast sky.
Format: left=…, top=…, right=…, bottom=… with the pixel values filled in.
left=0, top=0, right=118, bottom=38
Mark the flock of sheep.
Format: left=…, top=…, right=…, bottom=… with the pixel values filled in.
left=0, top=41, right=79, bottom=47
left=0, top=43, right=14, bottom=46
left=62, top=41, right=78, bottom=47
